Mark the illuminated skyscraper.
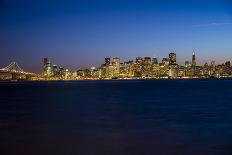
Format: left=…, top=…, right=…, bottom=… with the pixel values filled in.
left=105, top=58, right=110, bottom=65
left=58, top=67, right=65, bottom=79
left=169, top=52, right=176, bottom=65
left=192, top=50, right=196, bottom=67
left=52, top=65, right=58, bottom=76
left=112, top=57, right=120, bottom=77
left=43, top=58, right=53, bottom=77
left=184, top=61, right=191, bottom=76
left=43, top=58, right=48, bottom=74
left=113, top=57, right=120, bottom=64
left=191, top=50, right=196, bottom=75
left=162, top=58, right=169, bottom=66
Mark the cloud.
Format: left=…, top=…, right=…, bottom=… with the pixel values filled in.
left=193, top=22, right=232, bottom=27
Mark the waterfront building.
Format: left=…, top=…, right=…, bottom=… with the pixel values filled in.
left=90, top=67, right=100, bottom=79
left=43, top=58, right=53, bottom=77
left=169, top=52, right=176, bottom=65
left=184, top=61, right=191, bottom=76
left=203, top=62, right=210, bottom=76
left=162, top=58, right=169, bottom=66
left=191, top=50, right=196, bottom=75
left=100, top=65, right=107, bottom=79
left=105, top=58, right=110, bottom=65
left=64, top=69, right=70, bottom=80
left=112, top=57, right=120, bottom=78
left=90, top=66, right=96, bottom=77
left=209, top=61, right=216, bottom=76
left=159, top=65, right=169, bottom=77
left=141, top=57, right=152, bottom=77
left=223, top=61, right=232, bottom=76
left=58, top=67, right=65, bottom=79
left=178, top=66, right=186, bottom=77
left=72, top=71, right=78, bottom=79
left=152, top=64, right=160, bottom=77
left=192, top=50, right=196, bottom=67
left=108, top=65, right=114, bottom=78
left=41, top=51, right=232, bottom=80
left=76, top=70, right=85, bottom=79
left=53, top=65, right=58, bottom=76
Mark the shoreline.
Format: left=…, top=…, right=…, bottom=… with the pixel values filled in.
left=1, top=77, right=232, bottom=82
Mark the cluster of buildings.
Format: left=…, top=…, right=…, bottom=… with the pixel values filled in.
left=43, top=51, right=232, bottom=80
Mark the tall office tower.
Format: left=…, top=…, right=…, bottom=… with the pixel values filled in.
left=43, top=58, right=53, bottom=77
left=52, top=65, right=58, bottom=76
left=112, top=57, right=120, bottom=77
left=107, top=65, right=114, bottom=78
left=105, top=58, right=110, bottom=65
left=59, top=67, right=65, bottom=79
left=44, top=58, right=48, bottom=67
left=192, top=50, right=196, bottom=67
left=169, top=52, right=176, bottom=65
left=162, top=58, right=169, bottom=66
left=112, top=57, right=120, bottom=65
left=191, top=50, right=196, bottom=75
left=152, top=57, right=158, bottom=64
left=185, top=61, right=191, bottom=76
left=43, top=58, right=49, bottom=74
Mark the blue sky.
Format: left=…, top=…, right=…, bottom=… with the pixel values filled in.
left=0, top=0, right=232, bottom=73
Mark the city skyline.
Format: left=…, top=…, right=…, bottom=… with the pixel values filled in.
left=38, top=51, right=232, bottom=80
left=1, top=0, right=232, bottom=73
left=1, top=50, right=232, bottom=74
left=3, top=50, right=232, bottom=81
left=44, top=50, right=197, bottom=71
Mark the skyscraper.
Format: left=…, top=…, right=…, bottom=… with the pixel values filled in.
left=162, top=58, right=169, bottom=66
left=113, top=57, right=120, bottom=64
left=169, top=52, right=176, bottom=65
left=105, top=58, right=110, bottom=65
left=112, top=57, right=120, bottom=77
left=52, top=65, right=58, bottom=76
left=192, top=50, right=196, bottom=67
left=43, top=58, right=53, bottom=77
left=43, top=58, right=49, bottom=74
left=191, top=50, right=196, bottom=75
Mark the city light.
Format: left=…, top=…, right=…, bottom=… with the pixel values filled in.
left=41, top=50, right=232, bottom=81
left=1, top=50, right=232, bottom=81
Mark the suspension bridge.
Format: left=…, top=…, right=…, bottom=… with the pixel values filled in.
left=0, top=62, right=38, bottom=80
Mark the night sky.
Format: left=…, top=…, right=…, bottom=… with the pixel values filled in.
left=1, top=0, right=232, bottom=73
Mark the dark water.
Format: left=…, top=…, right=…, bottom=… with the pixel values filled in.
left=1, top=79, right=232, bottom=155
